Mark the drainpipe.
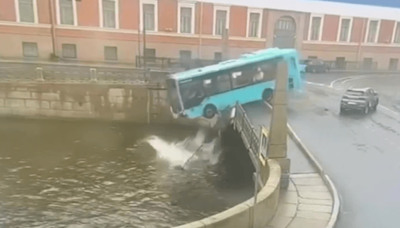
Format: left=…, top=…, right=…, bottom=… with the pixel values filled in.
left=198, top=1, right=204, bottom=59
left=49, top=0, right=58, bottom=59
left=356, top=18, right=366, bottom=68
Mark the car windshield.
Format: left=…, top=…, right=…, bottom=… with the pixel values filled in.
left=345, top=90, right=365, bottom=96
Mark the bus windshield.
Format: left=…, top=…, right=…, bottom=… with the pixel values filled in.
left=179, top=79, right=206, bottom=110
left=166, top=78, right=182, bottom=113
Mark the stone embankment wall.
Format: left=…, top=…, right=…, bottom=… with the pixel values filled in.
left=0, top=82, right=172, bottom=124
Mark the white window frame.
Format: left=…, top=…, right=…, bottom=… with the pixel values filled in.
left=391, top=21, right=400, bottom=44
left=56, top=0, right=78, bottom=26
left=364, top=19, right=380, bottom=43
left=308, top=14, right=324, bottom=41
left=140, top=0, right=158, bottom=32
left=213, top=5, right=230, bottom=36
left=246, top=8, right=263, bottom=38
left=178, top=1, right=195, bottom=34
left=99, top=0, right=119, bottom=29
left=15, top=0, right=38, bottom=23
left=337, top=16, right=353, bottom=42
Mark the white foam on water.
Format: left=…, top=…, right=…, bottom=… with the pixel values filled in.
left=146, top=129, right=221, bottom=168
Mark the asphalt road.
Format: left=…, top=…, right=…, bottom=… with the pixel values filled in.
left=289, top=74, right=400, bottom=228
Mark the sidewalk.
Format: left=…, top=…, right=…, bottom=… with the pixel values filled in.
left=267, top=173, right=333, bottom=228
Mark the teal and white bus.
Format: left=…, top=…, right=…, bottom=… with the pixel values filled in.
left=166, top=48, right=303, bottom=119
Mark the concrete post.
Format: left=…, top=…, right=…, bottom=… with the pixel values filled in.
left=90, top=68, right=97, bottom=82
left=36, top=67, right=44, bottom=81
left=267, top=62, right=291, bottom=189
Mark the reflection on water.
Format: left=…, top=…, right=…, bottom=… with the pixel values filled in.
left=0, top=119, right=253, bottom=228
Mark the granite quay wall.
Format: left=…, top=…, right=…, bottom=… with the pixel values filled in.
left=174, top=159, right=281, bottom=228
left=0, top=82, right=174, bottom=124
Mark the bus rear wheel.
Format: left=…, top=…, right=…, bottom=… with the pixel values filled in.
left=203, top=105, right=217, bottom=119
left=262, top=89, right=273, bottom=103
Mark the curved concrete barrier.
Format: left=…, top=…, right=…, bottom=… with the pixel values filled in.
left=287, top=123, right=340, bottom=228
left=174, top=159, right=281, bottom=228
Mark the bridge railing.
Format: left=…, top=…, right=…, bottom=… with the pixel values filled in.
left=232, top=103, right=260, bottom=164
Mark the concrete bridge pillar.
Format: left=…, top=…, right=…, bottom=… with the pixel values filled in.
left=267, top=61, right=291, bottom=189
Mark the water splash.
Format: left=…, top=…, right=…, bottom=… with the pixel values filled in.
left=146, top=129, right=221, bottom=168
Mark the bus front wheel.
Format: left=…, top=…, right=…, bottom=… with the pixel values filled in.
left=262, top=89, right=273, bottom=103
left=203, top=105, right=217, bottom=119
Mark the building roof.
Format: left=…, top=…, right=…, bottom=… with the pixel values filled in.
left=171, top=48, right=297, bottom=81
left=200, top=0, right=400, bottom=21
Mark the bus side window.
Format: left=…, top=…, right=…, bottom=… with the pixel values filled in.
left=260, top=62, right=277, bottom=81
left=232, top=68, right=254, bottom=88
left=203, top=79, right=213, bottom=96
left=215, top=74, right=231, bottom=94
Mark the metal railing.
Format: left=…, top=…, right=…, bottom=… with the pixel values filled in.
left=324, top=60, right=379, bottom=70
left=135, top=56, right=220, bottom=70
left=232, top=103, right=260, bottom=160
left=0, top=64, right=170, bottom=84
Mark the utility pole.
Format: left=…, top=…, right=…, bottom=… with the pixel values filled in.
left=142, top=8, right=148, bottom=81
left=49, top=0, right=58, bottom=59
left=142, top=9, right=147, bottom=72
left=137, top=15, right=141, bottom=68
left=221, top=28, right=229, bottom=60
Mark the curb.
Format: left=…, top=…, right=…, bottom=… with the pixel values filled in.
left=265, top=102, right=340, bottom=228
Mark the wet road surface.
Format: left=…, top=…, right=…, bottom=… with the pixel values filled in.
left=290, top=74, right=400, bottom=228
left=243, top=101, right=315, bottom=173
left=0, top=119, right=253, bottom=228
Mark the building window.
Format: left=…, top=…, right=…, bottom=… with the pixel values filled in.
left=338, top=18, right=352, bottom=42
left=247, top=9, right=262, bottom=38
left=214, top=6, right=229, bottom=36
left=62, top=44, right=77, bottom=59
left=58, top=0, right=76, bottom=25
left=362, top=58, right=373, bottom=69
left=393, top=22, right=400, bottom=44
left=389, top=58, right=398, bottom=70
left=214, top=52, right=222, bottom=61
left=309, top=15, right=323, bottom=41
left=104, top=46, right=118, bottom=60
left=180, top=50, right=192, bottom=60
left=215, top=10, right=227, bottom=35
left=101, top=0, right=118, bottom=29
left=336, top=57, right=346, bottom=69
left=143, top=3, right=155, bottom=31
left=366, top=20, right=379, bottom=43
left=144, top=48, right=156, bottom=62
left=17, top=0, right=36, bottom=23
left=22, top=42, right=38, bottom=57
left=179, top=6, right=193, bottom=34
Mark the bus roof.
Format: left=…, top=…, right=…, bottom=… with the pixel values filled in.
left=170, top=48, right=298, bottom=81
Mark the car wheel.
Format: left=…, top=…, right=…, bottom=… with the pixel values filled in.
left=203, top=105, right=217, bottom=119
left=364, top=105, right=369, bottom=114
left=374, top=99, right=379, bottom=111
left=340, top=107, right=346, bottom=115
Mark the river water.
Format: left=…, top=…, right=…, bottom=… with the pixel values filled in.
left=0, top=118, right=254, bottom=228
